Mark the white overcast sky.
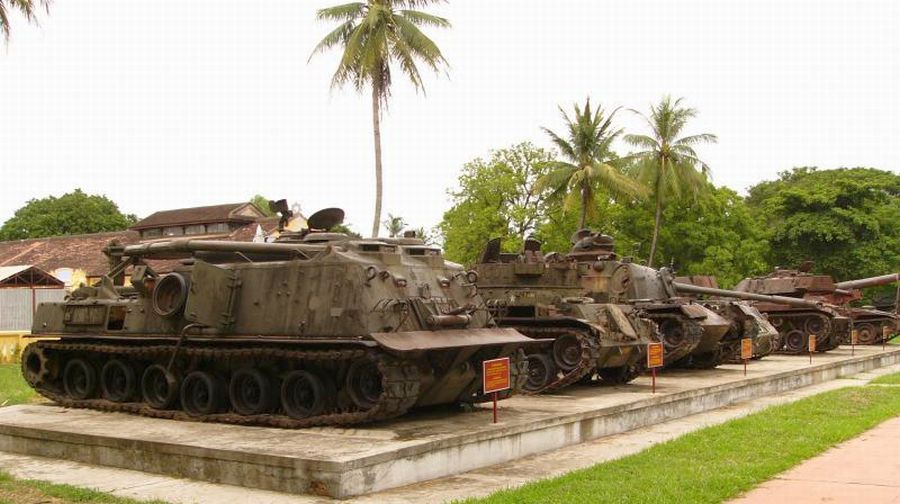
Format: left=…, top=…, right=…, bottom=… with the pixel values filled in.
left=1, top=0, right=898, bottom=234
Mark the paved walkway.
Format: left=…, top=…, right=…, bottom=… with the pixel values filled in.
left=730, top=415, right=900, bottom=504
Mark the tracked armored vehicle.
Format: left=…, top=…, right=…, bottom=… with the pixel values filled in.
left=473, top=237, right=659, bottom=393
left=674, top=276, right=778, bottom=362
left=734, top=266, right=850, bottom=353
left=561, top=231, right=729, bottom=368
left=831, top=274, right=899, bottom=344
left=20, top=207, right=534, bottom=428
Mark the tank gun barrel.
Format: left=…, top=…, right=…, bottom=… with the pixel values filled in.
left=834, top=273, right=900, bottom=291
left=122, top=239, right=313, bottom=260
left=673, top=282, right=823, bottom=309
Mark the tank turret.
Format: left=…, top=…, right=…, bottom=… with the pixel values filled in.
left=21, top=208, right=535, bottom=428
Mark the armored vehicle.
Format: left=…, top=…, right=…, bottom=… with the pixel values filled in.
left=564, top=231, right=730, bottom=368
left=20, top=208, right=535, bottom=428
left=474, top=237, right=658, bottom=393
left=830, top=274, right=899, bottom=344
left=734, top=266, right=850, bottom=353
left=674, top=276, right=778, bottom=362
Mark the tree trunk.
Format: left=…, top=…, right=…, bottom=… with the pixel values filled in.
left=370, top=86, right=384, bottom=238
left=648, top=161, right=664, bottom=267
left=578, top=184, right=588, bottom=230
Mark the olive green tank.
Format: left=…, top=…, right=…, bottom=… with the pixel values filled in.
left=21, top=208, right=534, bottom=428
left=473, top=237, right=659, bottom=393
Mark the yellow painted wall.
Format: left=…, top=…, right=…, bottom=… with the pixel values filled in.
left=0, top=331, right=55, bottom=364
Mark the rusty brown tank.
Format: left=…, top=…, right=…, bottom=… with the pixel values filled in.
left=733, top=266, right=850, bottom=353
left=473, top=237, right=659, bottom=393
left=674, top=276, right=778, bottom=362
left=830, top=274, right=899, bottom=344
left=20, top=208, right=535, bottom=428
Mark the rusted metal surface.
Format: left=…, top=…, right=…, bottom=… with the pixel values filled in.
left=371, top=328, right=535, bottom=352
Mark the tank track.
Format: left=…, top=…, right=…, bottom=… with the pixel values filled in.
left=24, top=340, right=420, bottom=428
left=510, top=326, right=603, bottom=394
left=767, top=312, right=838, bottom=354
left=852, top=318, right=898, bottom=345
left=644, top=313, right=704, bottom=367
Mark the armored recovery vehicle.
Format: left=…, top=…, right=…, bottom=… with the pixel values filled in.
left=734, top=267, right=853, bottom=353
left=20, top=208, right=535, bottom=428
left=831, top=274, right=899, bottom=344
left=473, top=237, right=659, bottom=393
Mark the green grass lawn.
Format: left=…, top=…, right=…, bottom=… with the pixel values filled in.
left=0, top=470, right=168, bottom=504
left=0, top=363, right=35, bottom=407
left=870, top=370, right=900, bottom=385
left=468, top=382, right=900, bottom=504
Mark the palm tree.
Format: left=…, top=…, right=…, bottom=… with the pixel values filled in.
left=536, top=98, right=646, bottom=230
left=382, top=213, right=406, bottom=237
left=310, top=1, right=450, bottom=237
left=624, top=95, right=717, bottom=267
left=0, top=0, right=49, bottom=42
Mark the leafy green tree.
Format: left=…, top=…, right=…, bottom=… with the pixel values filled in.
left=0, top=189, right=137, bottom=240
left=624, top=96, right=717, bottom=266
left=382, top=213, right=407, bottom=237
left=536, top=98, right=645, bottom=230
left=747, top=167, right=900, bottom=285
left=249, top=195, right=276, bottom=216
left=0, top=0, right=48, bottom=42
left=311, top=0, right=450, bottom=237
left=439, top=142, right=555, bottom=265
left=535, top=185, right=769, bottom=287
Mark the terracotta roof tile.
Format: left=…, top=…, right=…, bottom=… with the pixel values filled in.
left=131, top=203, right=262, bottom=230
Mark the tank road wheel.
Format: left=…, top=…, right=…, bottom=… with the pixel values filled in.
left=552, top=334, right=582, bottom=372
left=346, top=360, right=383, bottom=410
left=524, top=353, right=556, bottom=393
left=20, top=344, right=52, bottom=388
left=768, top=316, right=784, bottom=328
left=100, top=359, right=139, bottom=402
left=141, top=365, right=181, bottom=410
left=598, top=362, right=644, bottom=386
left=180, top=371, right=225, bottom=416
left=856, top=323, right=878, bottom=345
left=659, top=320, right=687, bottom=351
left=783, top=329, right=807, bottom=354
left=804, top=316, right=827, bottom=336
left=281, top=370, right=327, bottom=419
left=229, top=368, right=275, bottom=416
left=63, top=358, right=98, bottom=400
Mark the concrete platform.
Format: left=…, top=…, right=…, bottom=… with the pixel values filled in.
left=0, top=346, right=897, bottom=499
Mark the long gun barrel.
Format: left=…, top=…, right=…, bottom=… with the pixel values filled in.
left=834, top=273, right=900, bottom=291
left=673, top=282, right=823, bottom=309
left=122, top=239, right=314, bottom=260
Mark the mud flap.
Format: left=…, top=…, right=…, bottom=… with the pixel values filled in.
left=371, top=328, right=537, bottom=352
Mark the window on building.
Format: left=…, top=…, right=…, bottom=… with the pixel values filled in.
left=206, top=222, right=229, bottom=233
left=164, top=226, right=184, bottom=236
left=185, top=224, right=206, bottom=235
left=142, top=228, right=162, bottom=239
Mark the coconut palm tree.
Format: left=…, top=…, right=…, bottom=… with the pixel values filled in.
left=624, top=95, right=717, bottom=267
left=310, top=0, right=450, bottom=237
left=0, top=0, right=49, bottom=42
left=536, top=98, right=646, bottom=230
left=382, top=213, right=406, bottom=237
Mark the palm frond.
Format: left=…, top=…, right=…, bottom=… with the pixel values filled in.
left=399, top=9, right=450, bottom=28
left=315, top=2, right=365, bottom=22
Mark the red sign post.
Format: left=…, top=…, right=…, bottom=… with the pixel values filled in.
left=647, top=342, right=664, bottom=393
left=741, top=338, right=753, bottom=376
left=483, top=357, right=511, bottom=424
